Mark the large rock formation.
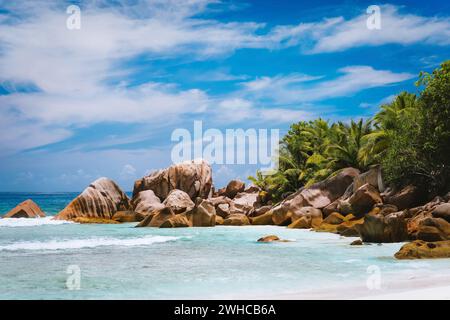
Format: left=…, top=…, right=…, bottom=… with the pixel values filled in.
left=353, top=165, right=384, bottom=193
left=395, top=240, right=450, bottom=259
left=408, top=214, right=450, bottom=242
left=250, top=211, right=274, bottom=225
left=383, top=185, right=423, bottom=210
left=232, top=192, right=259, bottom=214
left=160, top=214, right=191, bottom=228
left=288, top=207, right=323, bottom=229
left=224, top=180, right=245, bottom=199
left=54, top=178, right=131, bottom=221
left=355, top=211, right=409, bottom=243
left=132, top=190, right=164, bottom=218
left=185, top=199, right=216, bottom=227
left=432, top=203, right=450, bottom=222
left=297, top=167, right=360, bottom=209
left=223, top=214, right=250, bottom=226
left=162, top=189, right=195, bottom=214
left=4, top=199, right=45, bottom=218
left=132, top=160, right=212, bottom=201
left=270, top=168, right=360, bottom=226
left=345, top=183, right=383, bottom=217
left=135, top=207, right=175, bottom=227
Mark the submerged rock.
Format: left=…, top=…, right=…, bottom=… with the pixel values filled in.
left=395, top=240, right=450, bottom=259
left=132, top=160, right=212, bottom=201
left=350, top=239, right=363, bottom=246
left=54, top=178, right=131, bottom=221
left=257, top=235, right=280, bottom=242
left=257, top=235, right=292, bottom=243
left=4, top=199, right=45, bottom=218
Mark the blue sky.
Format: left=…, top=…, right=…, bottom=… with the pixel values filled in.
left=0, top=0, right=449, bottom=192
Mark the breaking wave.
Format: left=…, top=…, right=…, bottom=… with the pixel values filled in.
left=0, top=217, right=73, bottom=228
left=0, top=235, right=182, bottom=251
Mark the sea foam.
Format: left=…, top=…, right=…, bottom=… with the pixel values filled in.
left=0, top=235, right=181, bottom=251
left=0, top=216, right=73, bottom=228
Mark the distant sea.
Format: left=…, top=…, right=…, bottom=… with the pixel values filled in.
left=0, top=192, right=449, bottom=299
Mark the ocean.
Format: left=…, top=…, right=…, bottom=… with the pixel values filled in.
left=0, top=192, right=449, bottom=299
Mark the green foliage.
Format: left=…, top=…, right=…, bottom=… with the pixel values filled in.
left=383, top=61, right=450, bottom=194
left=249, top=60, right=450, bottom=201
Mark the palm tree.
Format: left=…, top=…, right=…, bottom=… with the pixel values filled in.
left=361, top=92, right=417, bottom=161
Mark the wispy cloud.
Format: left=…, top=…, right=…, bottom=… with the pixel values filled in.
left=237, top=66, right=414, bottom=105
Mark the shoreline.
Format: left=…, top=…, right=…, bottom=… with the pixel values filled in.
left=247, top=274, right=450, bottom=300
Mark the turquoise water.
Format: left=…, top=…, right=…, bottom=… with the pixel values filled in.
left=1, top=193, right=450, bottom=299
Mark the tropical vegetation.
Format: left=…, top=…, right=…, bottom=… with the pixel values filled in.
left=249, top=60, right=450, bottom=202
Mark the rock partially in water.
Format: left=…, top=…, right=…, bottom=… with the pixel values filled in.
left=185, top=199, right=216, bottom=227
left=257, top=235, right=291, bottom=243
left=350, top=239, right=363, bottom=245
left=4, top=199, right=45, bottom=218
left=135, top=207, right=175, bottom=228
left=355, top=211, right=409, bottom=243
left=159, top=214, right=191, bottom=228
left=395, top=240, right=450, bottom=259
left=72, top=217, right=120, bottom=224
left=112, top=211, right=142, bottom=223
left=54, top=177, right=131, bottom=221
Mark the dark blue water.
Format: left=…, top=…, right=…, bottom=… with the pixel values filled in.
left=0, top=192, right=133, bottom=216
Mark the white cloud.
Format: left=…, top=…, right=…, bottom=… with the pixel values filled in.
left=298, top=5, right=450, bottom=53
left=239, top=66, right=414, bottom=105
left=120, top=164, right=137, bottom=178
